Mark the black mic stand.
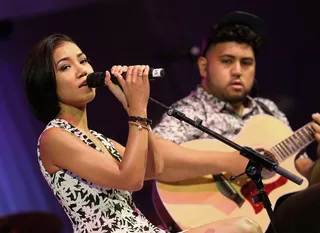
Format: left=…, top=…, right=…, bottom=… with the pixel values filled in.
left=148, top=97, right=303, bottom=233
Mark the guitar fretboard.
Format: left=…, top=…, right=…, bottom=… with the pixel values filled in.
left=271, top=123, right=315, bottom=161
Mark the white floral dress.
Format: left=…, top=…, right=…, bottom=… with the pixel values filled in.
left=37, top=118, right=166, bottom=233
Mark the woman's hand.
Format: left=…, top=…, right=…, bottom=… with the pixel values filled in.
left=105, top=65, right=150, bottom=116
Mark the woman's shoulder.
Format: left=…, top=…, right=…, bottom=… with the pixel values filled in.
left=38, top=118, right=76, bottom=144
left=47, top=118, right=75, bottom=130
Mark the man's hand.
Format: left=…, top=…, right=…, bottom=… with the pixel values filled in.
left=311, top=113, right=320, bottom=158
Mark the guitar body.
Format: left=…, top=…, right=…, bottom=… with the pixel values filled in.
left=154, top=115, right=309, bottom=232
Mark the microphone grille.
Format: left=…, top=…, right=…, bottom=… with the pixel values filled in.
left=87, top=72, right=106, bottom=88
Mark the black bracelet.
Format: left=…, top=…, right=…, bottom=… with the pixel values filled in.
left=129, top=116, right=152, bottom=125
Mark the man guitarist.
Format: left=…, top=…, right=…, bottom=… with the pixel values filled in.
left=153, top=11, right=320, bottom=233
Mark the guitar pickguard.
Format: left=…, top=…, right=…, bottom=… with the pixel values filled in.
left=240, top=176, right=288, bottom=213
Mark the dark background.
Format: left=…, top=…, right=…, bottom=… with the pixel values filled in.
left=0, top=0, right=319, bottom=232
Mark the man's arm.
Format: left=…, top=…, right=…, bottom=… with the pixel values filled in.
left=296, top=156, right=315, bottom=179
left=148, top=132, right=248, bottom=182
left=308, top=113, right=320, bottom=184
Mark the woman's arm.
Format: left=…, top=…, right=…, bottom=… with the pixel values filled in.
left=110, top=131, right=164, bottom=181
left=40, top=122, right=149, bottom=191
left=145, top=132, right=164, bottom=180
left=105, top=65, right=164, bottom=180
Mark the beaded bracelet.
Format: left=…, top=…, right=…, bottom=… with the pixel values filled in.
left=128, top=121, right=152, bottom=132
left=128, top=116, right=152, bottom=126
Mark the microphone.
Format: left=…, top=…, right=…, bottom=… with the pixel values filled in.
left=86, top=68, right=165, bottom=88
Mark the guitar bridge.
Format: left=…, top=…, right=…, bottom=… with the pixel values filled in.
left=213, top=173, right=245, bottom=207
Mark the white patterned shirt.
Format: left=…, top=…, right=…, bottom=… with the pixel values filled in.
left=153, top=86, right=291, bottom=145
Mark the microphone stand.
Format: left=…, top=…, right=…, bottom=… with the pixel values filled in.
left=148, top=97, right=303, bottom=233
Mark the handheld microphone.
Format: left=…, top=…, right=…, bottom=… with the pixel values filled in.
left=86, top=68, right=165, bottom=88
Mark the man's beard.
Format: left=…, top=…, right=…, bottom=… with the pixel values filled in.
left=221, top=89, right=250, bottom=104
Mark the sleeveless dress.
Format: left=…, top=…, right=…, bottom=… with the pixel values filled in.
left=37, top=118, right=166, bottom=233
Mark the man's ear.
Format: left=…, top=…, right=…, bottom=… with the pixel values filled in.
left=197, top=56, right=208, bottom=78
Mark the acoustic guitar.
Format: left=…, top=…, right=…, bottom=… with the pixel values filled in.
left=153, top=114, right=315, bottom=232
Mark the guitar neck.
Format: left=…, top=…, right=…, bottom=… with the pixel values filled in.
left=271, top=122, right=315, bottom=161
